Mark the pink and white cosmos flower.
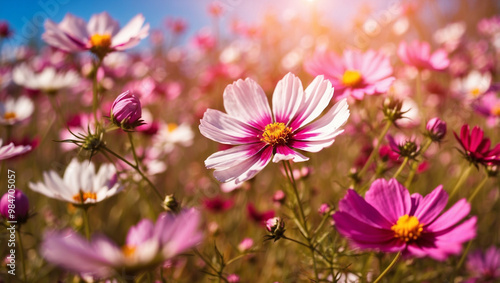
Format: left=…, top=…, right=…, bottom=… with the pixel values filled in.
left=199, top=73, right=350, bottom=184
left=42, top=12, right=149, bottom=56
left=305, top=49, right=395, bottom=100
left=0, top=139, right=32, bottom=160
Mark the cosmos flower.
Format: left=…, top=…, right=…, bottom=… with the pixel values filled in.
left=333, top=178, right=476, bottom=261
left=466, top=246, right=500, bottom=283
left=28, top=158, right=122, bottom=205
left=452, top=70, right=492, bottom=101
left=12, top=63, right=79, bottom=92
left=42, top=12, right=149, bottom=57
left=397, top=40, right=450, bottom=71
left=454, top=124, right=500, bottom=166
left=0, top=96, right=34, bottom=125
left=41, top=209, right=203, bottom=278
left=472, top=92, right=500, bottom=127
left=200, top=73, right=350, bottom=184
left=153, top=122, right=194, bottom=154
left=305, top=49, right=395, bottom=100
left=0, top=139, right=32, bottom=160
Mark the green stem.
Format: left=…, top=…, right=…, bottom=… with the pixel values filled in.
left=455, top=240, right=472, bottom=277
left=127, top=132, right=140, bottom=167
left=405, top=138, right=432, bottom=189
left=449, top=165, right=473, bottom=199
left=102, top=145, right=163, bottom=200
left=373, top=252, right=401, bottom=283
left=468, top=175, right=489, bottom=203
left=356, top=121, right=392, bottom=185
left=16, top=228, right=27, bottom=282
left=81, top=207, right=91, bottom=240
left=92, top=58, right=103, bottom=132
left=392, top=157, right=408, bottom=180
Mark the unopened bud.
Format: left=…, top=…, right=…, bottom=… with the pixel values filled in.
left=163, top=194, right=180, bottom=213
left=110, top=90, right=144, bottom=131
left=265, top=217, right=286, bottom=241
left=382, top=97, right=406, bottom=122
left=426, top=117, right=447, bottom=141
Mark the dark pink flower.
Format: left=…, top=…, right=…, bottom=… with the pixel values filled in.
left=454, top=124, right=500, bottom=166
left=466, top=246, right=500, bottom=282
left=111, top=90, right=143, bottom=130
left=333, top=178, right=476, bottom=261
left=305, top=49, right=395, bottom=100
left=426, top=117, right=447, bottom=142
left=0, top=21, right=13, bottom=38
left=247, top=203, right=274, bottom=225
left=42, top=12, right=149, bottom=57
left=397, top=41, right=449, bottom=71
left=0, top=189, right=29, bottom=222
left=202, top=196, right=234, bottom=213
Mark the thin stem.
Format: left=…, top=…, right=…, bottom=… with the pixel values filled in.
left=468, top=174, right=489, bottom=202
left=415, top=71, right=424, bottom=115
left=193, top=248, right=228, bottom=283
left=81, top=207, right=91, bottom=240
left=405, top=138, right=432, bottom=189
left=16, top=228, right=27, bottom=282
left=449, top=165, right=473, bottom=199
left=392, top=157, right=408, bottom=180
left=92, top=58, right=103, bottom=132
left=356, top=121, right=392, bottom=185
left=102, top=145, right=163, bottom=200
left=455, top=240, right=473, bottom=277
left=373, top=252, right=401, bottom=283
left=127, top=132, right=140, bottom=167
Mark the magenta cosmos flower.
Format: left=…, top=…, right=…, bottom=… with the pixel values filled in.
left=397, top=40, right=450, bottom=71
left=304, top=49, right=395, bottom=100
left=43, top=12, right=149, bottom=57
left=454, top=124, right=500, bottom=166
left=333, top=178, right=476, bottom=261
left=199, top=73, right=350, bottom=184
left=41, top=209, right=202, bottom=278
left=466, top=246, right=500, bottom=283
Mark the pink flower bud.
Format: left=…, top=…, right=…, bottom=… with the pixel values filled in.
left=426, top=117, right=447, bottom=141
left=227, top=274, right=240, bottom=283
left=238, top=238, right=254, bottom=252
left=110, top=90, right=142, bottom=130
left=0, top=189, right=29, bottom=222
left=272, top=190, right=286, bottom=205
left=318, top=203, right=331, bottom=216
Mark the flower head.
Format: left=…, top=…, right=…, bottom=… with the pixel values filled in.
left=0, top=189, right=29, bottom=222
left=397, top=40, right=450, bottom=71
left=42, top=12, right=149, bottom=58
left=0, top=21, right=13, bottom=38
left=29, top=158, right=122, bottom=205
left=0, top=139, right=32, bottom=160
left=110, top=90, right=143, bottom=130
left=387, top=134, right=420, bottom=160
left=466, top=246, right=500, bottom=282
left=265, top=217, right=286, bottom=241
left=0, top=96, right=34, bottom=125
left=426, top=117, right=447, bottom=142
left=41, top=209, right=203, bottom=278
left=454, top=124, right=500, bottom=167
left=13, top=63, right=79, bottom=92
left=200, top=73, right=349, bottom=184
left=305, top=49, right=395, bottom=100
left=333, top=178, right=476, bottom=261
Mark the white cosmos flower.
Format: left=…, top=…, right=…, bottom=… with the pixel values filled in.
left=0, top=96, right=34, bottom=125
left=452, top=70, right=492, bottom=100
left=0, top=139, right=31, bottom=160
left=153, top=123, right=194, bottom=153
left=29, top=158, right=122, bottom=204
left=13, top=63, right=79, bottom=92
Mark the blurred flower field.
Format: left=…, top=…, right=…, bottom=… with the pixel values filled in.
left=1, top=0, right=500, bottom=282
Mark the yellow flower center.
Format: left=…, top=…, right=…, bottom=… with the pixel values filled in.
left=167, top=123, right=178, bottom=132
left=342, top=70, right=363, bottom=87
left=122, top=245, right=136, bottom=257
left=90, top=33, right=112, bottom=49
left=3, top=112, right=16, bottom=120
left=470, top=87, right=481, bottom=97
left=391, top=215, right=423, bottom=242
left=491, top=104, right=500, bottom=117
left=261, top=122, right=293, bottom=146
left=72, top=192, right=97, bottom=203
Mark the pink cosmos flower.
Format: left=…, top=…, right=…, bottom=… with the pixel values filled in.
left=466, top=246, right=500, bottom=283
left=454, top=124, right=500, bottom=166
left=305, top=49, right=395, bottom=100
left=42, top=12, right=149, bottom=56
left=0, top=139, right=31, bottom=160
left=41, top=209, right=202, bottom=278
left=200, top=73, right=350, bottom=184
left=397, top=40, right=450, bottom=71
left=333, top=178, right=476, bottom=261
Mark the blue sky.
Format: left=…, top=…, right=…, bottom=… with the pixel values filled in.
left=0, top=0, right=366, bottom=48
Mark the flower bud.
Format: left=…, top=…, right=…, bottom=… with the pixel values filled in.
left=0, top=189, right=29, bottom=222
left=265, top=217, right=286, bottom=241
left=238, top=238, right=254, bottom=252
left=318, top=203, right=331, bottom=216
left=227, top=274, right=240, bottom=283
left=382, top=97, right=406, bottom=122
left=272, top=190, right=286, bottom=205
left=110, top=90, right=143, bottom=130
left=163, top=194, right=180, bottom=213
left=426, top=117, right=447, bottom=141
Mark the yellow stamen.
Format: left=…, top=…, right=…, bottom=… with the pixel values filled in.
left=167, top=123, right=178, bottom=132
left=470, top=88, right=481, bottom=98
left=261, top=122, right=293, bottom=146
left=72, top=192, right=97, bottom=203
left=90, top=33, right=112, bottom=49
left=3, top=112, right=16, bottom=120
left=122, top=245, right=136, bottom=257
left=491, top=104, right=500, bottom=117
left=391, top=215, right=423, bottom=242
left=341, top=70, right=363, bottom=87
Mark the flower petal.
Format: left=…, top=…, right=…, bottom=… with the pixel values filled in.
left=272, top=73, right=304, bottom=125
left=199, top=109, right=261, bottom=145
left=413, top=185, right=448, bottom=224
left=272, top=145, right=309, bottom=163
left=364, top=178, right=412, bottom=223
